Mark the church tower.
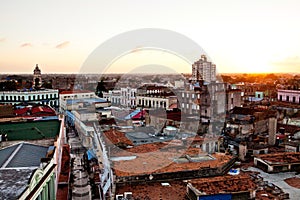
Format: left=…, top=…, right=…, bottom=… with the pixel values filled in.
left=33, top=64, right=42, bottom=88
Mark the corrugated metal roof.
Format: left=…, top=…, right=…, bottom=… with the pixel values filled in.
left=0, top=142, right=48, bottom=168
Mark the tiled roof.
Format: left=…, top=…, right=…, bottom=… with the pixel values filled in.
left=0, top=142, right=48, bottom=168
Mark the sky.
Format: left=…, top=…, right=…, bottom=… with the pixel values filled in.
left=1, top=0, right=300, bottom=74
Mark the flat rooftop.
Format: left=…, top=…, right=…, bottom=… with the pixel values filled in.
left=255, top=152, right=300, bottom=165
left=188, top=172, right=256, bottom=195
left=111, top=142, right=232, bottom=177
left=116, top=181, right=187, bottom=200
left=0, top=119, right=61, bottom=140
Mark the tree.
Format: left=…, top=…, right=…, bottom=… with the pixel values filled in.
left=95, top=80, right=107, bottom=97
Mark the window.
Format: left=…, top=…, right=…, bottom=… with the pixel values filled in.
left=293, top=96, right=296, bottom=103
left=231, top=98, right=234, bottom=104
left=286, top=96, right=289, bottom=102
left=279, top=95, right=282, bottom=101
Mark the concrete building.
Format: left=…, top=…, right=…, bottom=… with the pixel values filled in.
left=192, top=55, right=216, bottom=83
left=136, top=85, right=177, bottom=110
left=0, top=89, right=59, bottom=107
left=103, top=90, right=121, bottom=105
left=0, top=115, right=67, bottom=199
left=278, top=89, right=300, bottom=104
left=186, top=173, right=256, bottom=200
left=59, top=90, right=107, bottom=112
left=254, top=152, right=300, bottom=173
left=120, top=87, right=136, bottom=108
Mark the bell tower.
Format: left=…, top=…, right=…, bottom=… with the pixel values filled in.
left=33, top=64, right=42, bottom=88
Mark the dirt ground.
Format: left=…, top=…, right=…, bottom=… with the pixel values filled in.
left=284, top=177, right=300, bottom=189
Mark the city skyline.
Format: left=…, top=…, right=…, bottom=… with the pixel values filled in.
left=1, top=0, right=300, bottom=74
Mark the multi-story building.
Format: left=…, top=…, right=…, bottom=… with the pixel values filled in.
left=226, top=88, right=242, bottom=111
left=120, top=87, right=137, bottom=108
left=0, top=89, right=59, bottom=107
left=278, top=89, right=300, bottom=104
left=103, top=90, right=121, bottom=105
left=192, top=55, right=216, bottom=83
left=136, top=85, right=177, bottom=110
left=59, top=90, right=109, bottom=112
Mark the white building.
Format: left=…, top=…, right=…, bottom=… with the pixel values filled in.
left=0, top=89, right=59, bottom=107
left=103, top=90, right=121, bottom=105
left=192, top=55, right=216, bottom=83
left=136, top=95, right=177, bottom=110
left=278, top=89, right=300, bottom=104
left=59, top=90, right=109, bottom=112
left=120, top=87, right=137, bottom=108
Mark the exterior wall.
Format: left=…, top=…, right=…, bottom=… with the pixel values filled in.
left=19, top=160, right=57, bottom=200
left=73, top=110, right=97, bottom=122
left=285, top=145, right=298, bottom=152
left=59, top=91, right=98, bottom=112
left=136, top=95, right=175, bottom=109
left=278, top=89, right=300, bottom=103
left=192, top=55, right=216, bottom=83
left=120, top=87, right=137, bottom=108
left=268, top=117, right=277, bottom=145
left=226, top=90, right=242, bottom=111
left=103, top=90, right=121, bottom=105
left=0, top=89, right=59, bottom=107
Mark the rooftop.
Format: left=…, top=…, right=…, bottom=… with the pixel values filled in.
left=111, top=142, right=232, bottom=177
left=0, top=119, right=61, bottom=141
left=116, top=181, right=187, bottom=200
left=188, top=172, right=256, bottom=195
left=255, top=152, right=300, bottom=165
left=66, top=98, right=107, bottom=105
left=60, top=90, right=94, bottom=95
left=0, top=168, right=34, bottom=200
left=0, top=142, right=48, bottom=168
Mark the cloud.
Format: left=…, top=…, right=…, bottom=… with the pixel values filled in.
left=0, top=37, right=5, bottom=42
left=271, top=56, right=300, bottom=72
left=55, top=41, right=70, bottom=49
left=20, top=43, right=32, bottom=47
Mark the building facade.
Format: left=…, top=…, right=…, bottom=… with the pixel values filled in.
left=120, top=87, right=137, bottom=108
left=192, top=55, right=216, bottom=83
left=0, top=89, right=59, bottom=107
left=278, top=89, right=300, bottom=104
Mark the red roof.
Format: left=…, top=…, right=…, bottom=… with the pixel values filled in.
left=14, top=105, right=56, bottom=117
left=131, top=110, right=147, bottom=119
